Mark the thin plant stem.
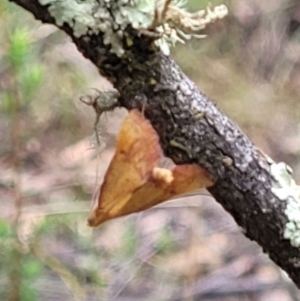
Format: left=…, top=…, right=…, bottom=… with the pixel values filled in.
left=8, top=89, right=24, bottom=301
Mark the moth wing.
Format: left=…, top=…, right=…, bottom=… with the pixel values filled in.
left=88, top=110, right=163, bottom=227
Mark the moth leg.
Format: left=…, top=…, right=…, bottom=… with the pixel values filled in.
left=93, top=112, right=101, bottom=147
left=80, top=89, right=120, bottom=148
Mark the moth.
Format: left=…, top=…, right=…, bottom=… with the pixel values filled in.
left=88, top=109, right=213, bottom=227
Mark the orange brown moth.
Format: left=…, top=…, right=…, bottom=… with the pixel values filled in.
left=88, top=109, right=213, bottom=227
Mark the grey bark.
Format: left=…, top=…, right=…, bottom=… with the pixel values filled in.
left=9, top=0, right=300, bottom=288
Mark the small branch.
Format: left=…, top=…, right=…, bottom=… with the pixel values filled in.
left=8, top=0, right=300, bottom=287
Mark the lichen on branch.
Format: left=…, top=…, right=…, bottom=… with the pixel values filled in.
left=268, top=159, right=300, bottom=248
left=38, top=0, right=228, bottom=56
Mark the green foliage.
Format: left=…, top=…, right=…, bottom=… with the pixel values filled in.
left=21, top=64, right=44, bottom=100
left=22, top=258, right=43, bottom=279
left=0, top=219, right=12, bottom=238
left=2, top=26, right=43, bottom=119
left=8, top=28, right=31, bottom=69
left=20, top=286, right=37, bottom=301
left=0, top=3, right=88, bottom=300
left=20, top=257, right=44, bottom=301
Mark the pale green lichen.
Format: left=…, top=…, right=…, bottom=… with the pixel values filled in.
left=38, top=0, right=228, bottom=56
left=39, top=0, right=100, bottom=35
left=269, top=161, right=300, bottom=247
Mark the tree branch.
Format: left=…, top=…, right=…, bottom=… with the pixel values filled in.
left=9, top=0, right=300, bottom=287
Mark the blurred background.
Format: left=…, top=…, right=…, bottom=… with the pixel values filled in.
left=1, top=0, right=300, bottom=300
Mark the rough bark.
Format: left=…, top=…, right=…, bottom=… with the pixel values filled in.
left=9, top=0, right=300, bottom=287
